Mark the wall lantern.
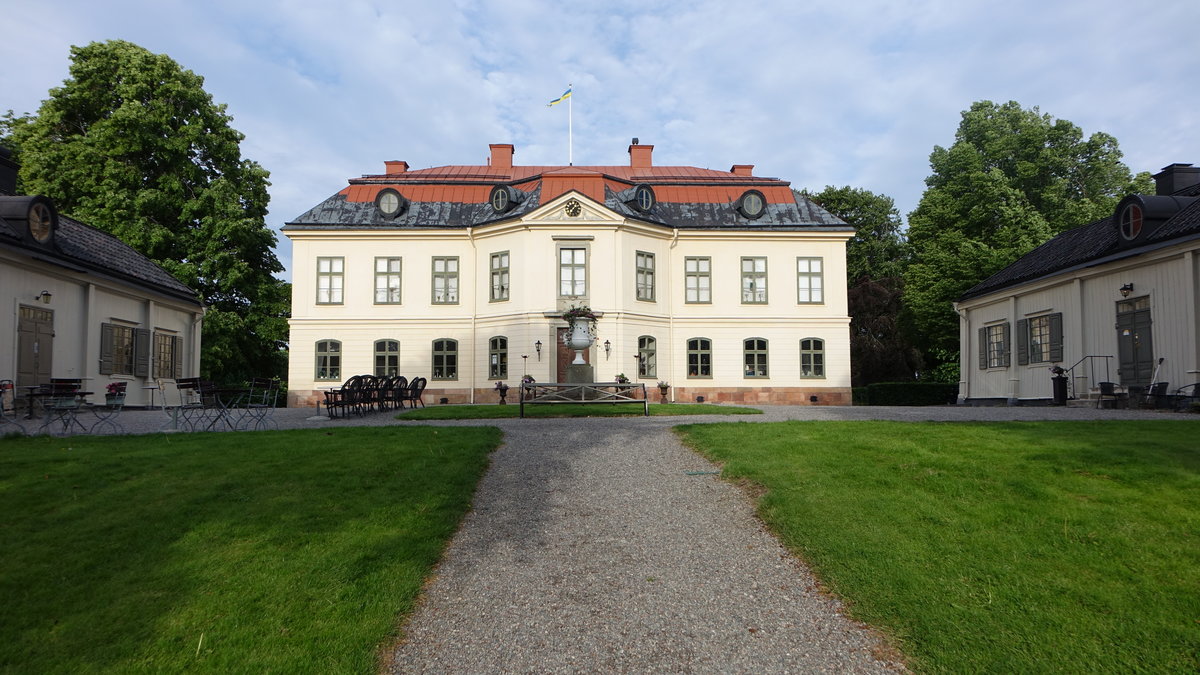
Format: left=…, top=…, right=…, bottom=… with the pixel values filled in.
left=534, top=340, right=542, bottom=361
left=37, top=290, right=52, bottom=304
left=1120, top=283, right=1134, bottom=298
left=603, top=340, right=611, bottom=359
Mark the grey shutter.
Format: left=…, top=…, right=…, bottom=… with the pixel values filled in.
left=134, top=328, right=151, bottom=377
left=173, top=335, right=183, bottom=378
left=978, top=327, right=987, bottom=370
left=1048, top=313, right=1063, bottom=362
left=99, top=323, right=115, bottom=375
left=1016, top=319, right=1029, bottom=365
left=1001, top=323, right=1011, bottom=367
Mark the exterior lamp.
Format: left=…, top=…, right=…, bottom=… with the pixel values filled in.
left=522, top=354, right=528, bottom=377
left=535, top=340, right=542, bottom=361
left=38, top=290, right=52, bottom=304
left=603, top=339, right=611, bottom=359
left=1120, top=283, right=1134, bottom=298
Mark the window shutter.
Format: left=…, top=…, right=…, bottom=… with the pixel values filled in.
left=99, top=323, right=115, bottom=375
left=173, top=335, right=183, bottom=378
left=134, top=328, right=151, bottom=377
left=1016, top=319, right=1029, bottom=365
left=1048, top=313, right=1063, bottom=362
left=1001, top=323, right=1011, bottom=367
left=978, top=327, right=987, bottom=370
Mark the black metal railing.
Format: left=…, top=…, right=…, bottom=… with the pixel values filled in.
left=1064, top=355, right=1113, bottom=400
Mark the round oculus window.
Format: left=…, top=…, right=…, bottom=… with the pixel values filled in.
left=28, top=201, right=55, bottom=243
left=631, top=184, right=655, bottom=212
left=1119, top=203, right=1143, bottom=241
left=738, top=190, right=766, bottom=219
left=374, top=188, right=406, bottom=218
left=490, top=185, right=512, bottom=213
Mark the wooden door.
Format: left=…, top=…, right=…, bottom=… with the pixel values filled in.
left=555, top=327, right=591, bottom=382
left=17, top=305, right=54, bottom=389
left=1116, top=299, right=1153, bottom=386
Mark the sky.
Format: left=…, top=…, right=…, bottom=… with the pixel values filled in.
left=2, top=0, right=1198, bottom=281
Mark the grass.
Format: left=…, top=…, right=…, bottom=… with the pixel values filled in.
left=399, top=402, right=761, bottom=420
left=0, top=426, right=502, bottom=673
left=676, top=420, right=1200, bottom=673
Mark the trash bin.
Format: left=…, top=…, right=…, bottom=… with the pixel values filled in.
left=1051, top=375, right=1068, bottom=405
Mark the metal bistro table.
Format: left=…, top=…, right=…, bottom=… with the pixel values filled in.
left=36, top=388, right=93, bottom=436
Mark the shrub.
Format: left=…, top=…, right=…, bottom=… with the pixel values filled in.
left=861, top=381, right=958, bottom=406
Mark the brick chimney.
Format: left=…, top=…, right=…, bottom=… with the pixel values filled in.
left=730, top=164, right=754, bottom=177
left=1153, top=163, right=1200, bottom=195
left=629, top=141, right=654, bottom=169
left=384, top=160, right=408, bottom=175
left=489, top=144, right=514, bottom=170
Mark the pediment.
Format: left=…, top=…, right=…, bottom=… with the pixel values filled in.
left=526, top=192, right=620, bottom=224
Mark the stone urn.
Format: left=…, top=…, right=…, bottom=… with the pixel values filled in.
left=566, top=318, right=593, bottom=365
left=496, top=386, right=509, bottom=404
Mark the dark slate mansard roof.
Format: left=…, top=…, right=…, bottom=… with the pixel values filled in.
left=0, top=206, right=202, bottom=306
left=284, top=177, right=849, bottom=232
left=960, top=182, right=1200, bottom=302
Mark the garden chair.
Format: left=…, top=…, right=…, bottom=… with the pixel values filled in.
left=390, top=376, right=409, bottom=410
left=0, top=379, right=25, bottom=435
left=89, top=381, right=126, bottom=434
left=238, top=377, right=280, bottom=430
left=1172, top=383, right=1199, bottom=411
left=377, top=376, right=397, bottom=412
left=402, top=377, right=427, bottom=409
left=324, top=375, right=363, bottom=418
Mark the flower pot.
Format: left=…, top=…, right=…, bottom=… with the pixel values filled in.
left=566, top=318, right=592, bottom=365
left=106, top=394, right=125, bottom=406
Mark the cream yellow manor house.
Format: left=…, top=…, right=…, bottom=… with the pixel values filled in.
left=283, top=141, right=853, bottom=407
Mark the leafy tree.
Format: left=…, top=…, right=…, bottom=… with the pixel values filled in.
left=803, top=186, right=907, bottom=283
left=1, top=40, right=288, bottom=384
left=805, top=186, right=920, bottom=385
left=904, top=100, right=1151, bottom=378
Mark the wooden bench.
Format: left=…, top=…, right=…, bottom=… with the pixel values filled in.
left=519, top=382, right=648, bottom=418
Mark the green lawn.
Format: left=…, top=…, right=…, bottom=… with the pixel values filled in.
left=399, top=402, right=761, bottom=419
left=0, top=426, right=501, bottom=673
left=676, top=420, right=1200, bottom=673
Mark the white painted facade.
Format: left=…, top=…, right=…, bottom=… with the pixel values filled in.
left=956, top=231, right=1200, bottom=404
left=287, top=191, right=852, bottom=407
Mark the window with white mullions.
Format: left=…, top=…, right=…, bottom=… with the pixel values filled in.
left=796, top=257, right=823, bottom=304
left=685, top=257, right=711, bottom=303
left=559, top=247, right=586, bottom=297
left=375, top=257, right=402, bottom=304
left=316, top=257, right=344, bottom=304
left=432, top=257, right=459, bottom=304
left=490, top=252, right=510, bottom=302
left=741, top=257, right=767, bottom=304
left=636, top=251, right=655, bottom=301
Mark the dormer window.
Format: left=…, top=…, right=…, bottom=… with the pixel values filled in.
left=630, top=184, right=655, bottom=213
left=374, top=188, right=407, bottom=219
left=490, top=185, right=523, bottom=214
left=1119, top=203, right=1143, bottom=241
left=737, top=190, right=766, bottom=219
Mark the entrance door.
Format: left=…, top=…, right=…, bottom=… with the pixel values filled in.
left=1116, top=297, right=1153, bottom=386
left=555, top=327, right=591, bottom=382
left=17, top=305, right=54, bottom=389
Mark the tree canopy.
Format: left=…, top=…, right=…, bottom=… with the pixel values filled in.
left=2, top=40, right=289, bottom=384
left=806, top=186, right=920, bottom=385
left=903, top=100, right=1151, bottom=378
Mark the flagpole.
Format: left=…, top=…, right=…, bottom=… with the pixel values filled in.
left=568, top=83, right=573, bottom=166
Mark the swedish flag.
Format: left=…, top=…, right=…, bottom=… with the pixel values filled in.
left=547, top=86, right=572, bottom=106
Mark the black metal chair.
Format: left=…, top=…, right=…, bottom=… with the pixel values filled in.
left=1096, top=381, right=1121, bottom=409
left=1174, top=383, right=1200, bottom=411
left=238, top=378, right=280, bottom=430
left=90, top=381, right=126, bottom=434
left=390, top=376, right=409, bottom=410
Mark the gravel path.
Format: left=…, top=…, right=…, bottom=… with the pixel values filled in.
left=29, top=403, right=1192, bottom=672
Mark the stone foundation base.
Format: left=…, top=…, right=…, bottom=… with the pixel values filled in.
left=672, top=386, right=851, bottom=406
left=290, top=386, right=850, bottom=409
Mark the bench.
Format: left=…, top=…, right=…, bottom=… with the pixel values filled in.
left=519, top=382, right=648, bottom=418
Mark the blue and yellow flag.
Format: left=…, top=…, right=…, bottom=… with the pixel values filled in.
left=547, top=86, right=572, bottom=106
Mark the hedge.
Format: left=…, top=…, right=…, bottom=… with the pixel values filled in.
left=856, top=382, right=958, bottom=406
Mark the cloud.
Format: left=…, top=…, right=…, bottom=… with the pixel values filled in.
left=3, top=0, right=1198, bottom=280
